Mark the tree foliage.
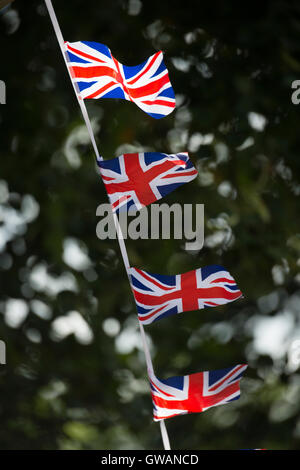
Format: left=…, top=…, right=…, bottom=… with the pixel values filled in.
left=0, top=0, right=300, bottom=449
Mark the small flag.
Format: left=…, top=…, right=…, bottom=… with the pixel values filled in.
left=98, top=152, right=198, bottom=213
left=150, top=364, right=247, bottom=421
left=65, top=41, right=176, bottom=119
left=130, top=265, right=242, bottom=325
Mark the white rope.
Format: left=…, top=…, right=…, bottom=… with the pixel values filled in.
left=44, top=0, right=101, bottom=161
left=160, top=420, right=171, bottom=450
left=44, top=0, right=171, bottom=450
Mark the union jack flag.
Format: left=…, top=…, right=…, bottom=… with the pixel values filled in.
left=65, top=41, right=176, bottom=119
left=130, top=265, right=242, bottom=325
left=97, top=152, right=198, bottom=213
left=150, top=364, right=247, bottom=421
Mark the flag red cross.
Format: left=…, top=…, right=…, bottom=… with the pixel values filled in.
left=152, top=364, right=245, bottom=414
left=134, top=269, right=238, bottom=314
left=104, top=153, right=188, bottom=207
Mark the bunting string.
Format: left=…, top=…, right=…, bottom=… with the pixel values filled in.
left=44, top=0, right=248, bottom=452
left=44, top=0, right=171, bottom=450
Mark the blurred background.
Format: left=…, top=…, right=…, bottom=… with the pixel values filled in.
left=1, top=0, right=300, bottom=450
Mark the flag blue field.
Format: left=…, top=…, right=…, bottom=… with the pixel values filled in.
left=65, top=41, right=176, bottom=118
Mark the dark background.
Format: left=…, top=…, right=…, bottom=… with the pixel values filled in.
left=0, top=0, right=300, bottom=450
